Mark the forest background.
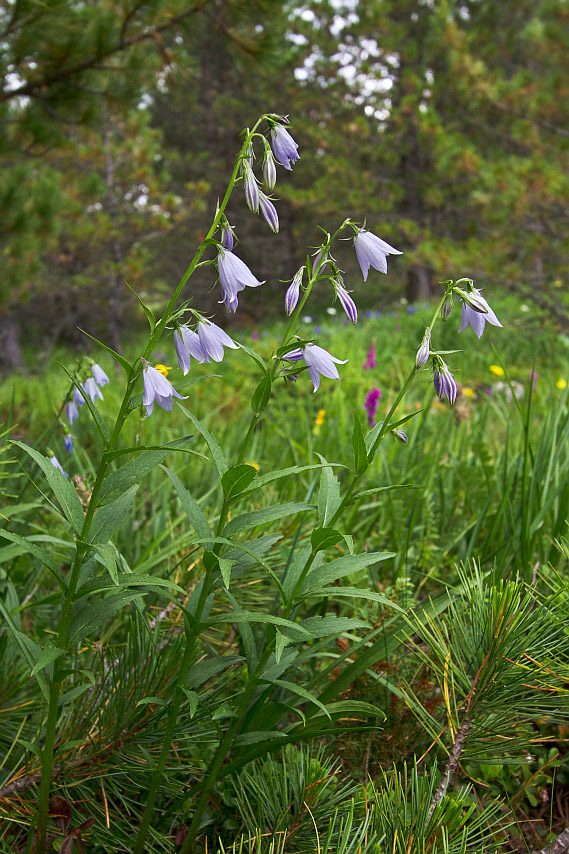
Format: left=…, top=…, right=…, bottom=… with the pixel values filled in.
left=2, top=0, right=569, bottom=368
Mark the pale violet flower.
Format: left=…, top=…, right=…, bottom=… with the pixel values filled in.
left=174, top=326, right=206, bottom=375
left=49, top=455, right=68, bottom=477
left=142, top=359, right=187, bottom=417
left=458, top=290, right=503, bottom=339
left=84, top=377, right=103, bottom=403
left=433, top=357, right=457, bottom=405
left=196, top=320, right=239, bottom=362
left=92, top=363, right=110, bottom=387
left=334, top=279, right=357, bottom=324
left=270, top=124, right=300, bottom=170
left=259, top=192, right=279, bottom=233
left=262, top=145, right=277, bottom=189
left=64, top=434, right=73, bottom=452
left=416, top=327, right=431, bottom=368
left=221, top=224, right=234, bottom=250
left=217, top=248, right=264, bottom=312
left=283, top=343, right=348, bottom=392
left=73, top=386, right=85, bottom=407
left=285, top=267, right=305, bottom=315
left=66, top=401, right=79, bottom=425
left=242, top=160, right=259, bottom=212
left=354, top=229, right=402, bottom=280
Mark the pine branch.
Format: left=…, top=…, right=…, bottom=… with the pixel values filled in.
left=428, top=717, right=472, bottom=818
left=534, top=828, right=569, bottom=854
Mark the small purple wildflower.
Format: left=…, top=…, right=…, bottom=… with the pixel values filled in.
left=415, top=327, right=431, bottom=369
left=433, top=357, right=457, bottom=405
left=393, top=429, right=408, bottom=443
left=73, top=386, right=85, bottom=407
left=196, top=320, right=239, bottom=363
left=363, top=342, right=376, bottom=371
left=84, top=377, right=103, bottom=403
left=364, top=388, right=381, bottom=427
left=259, top=192, right=279, bottom=233
left=66, top=401, right=79, bottom=425
left=285, top=267, right=304, bottom=315
left=141, top=359, right=187, bottom=417
left=458, top=289, right=502, bottom=339
left=217, top=248, right=264, bottom=312
left=92, top=363, right=110, bottom=387
left=335, top=279, right=357, bottom=324
left=64, top=434, right=73, bottom=452
left=221, top=224, right=235, bottom=250
left=242, top=160, right=259, bottom=213
left=354, top=229, right=402, bottom=280
left=283, top=343, right=348, bottom=393
left=174, top=326, right=207, bottom=375
left=49, top=455, right=68, bottom=477
left=270, top=123, right=300, bottom=170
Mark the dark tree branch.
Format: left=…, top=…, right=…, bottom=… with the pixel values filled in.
left=0, top=0, right=213, bottom=104
left=428, top=717, right=472, bottom=819
left=534, top=827, right=569, bottom=854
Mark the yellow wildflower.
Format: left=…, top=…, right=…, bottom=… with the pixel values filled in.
left=556, top=379, right=567, bottom=390
left=154, top=364, right=172, bottom=377
left=315, top=409, right=326, bottom=427
left=462, top=387, right=476, bottom=399
left=247, top=461, right=261, bottom=471
left=489, top=364, right=504, bottom=377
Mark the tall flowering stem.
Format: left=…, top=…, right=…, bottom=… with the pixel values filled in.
left=35, top=117, right=269, bottom=854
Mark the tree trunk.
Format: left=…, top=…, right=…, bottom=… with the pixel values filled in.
left=0, top=311, right=24, bottom=371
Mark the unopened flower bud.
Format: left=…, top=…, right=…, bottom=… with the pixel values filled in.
left=242, top=159, right=259, bottom=213
left=454, top=287, right=488, bottom=314
left=284, top=266, right=305, bottom=315
left=415, top=327, right=431, bottom=368
left=441, top=295, right=453, bottom=322
left=392, top=429, right=408, bottom=443
left=262, top=143, right=277, bottom=190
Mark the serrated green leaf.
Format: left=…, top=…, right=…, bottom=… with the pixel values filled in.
left=351, top=411, right=369, bottom=474
left=316, top=456, right=341, bottom=527
left=311, top=526, right=343, bottom=553
left=186, top=655, right=243, bottom=688
left=0, top=529, right=66, bottom=588
left=89, top=484, right=139, bottom=544
left=99, top=437, right=197, bottom=503
left=77, top=328, right=133, bottom=374
left=219, top=558, right=234, bottom=589
left=300, top=551, right=395, bottom=594
left=239, top=342, right=267, bottom=370
left=224, top=502, right=314, bottom=537
left=178, top=405, right=227, bottom=476
left=94, top=543, right=118, bottom=585
left=12, top=442, right=85, bottom=535
left=208, top=610, right=311, bottom=639
left=30, top=643, right=65, bottom=677
left=126, top=282, right=156, bottom=332
left=301, top=615, right=370, bottom=637
left=221, top=464, right=258, bottom=500
left=240, top=464, right=330, bottom=496
left=75, top=573, right=187, bottom=598
left=303, top=587, right=403, bottom=611
left=162, top=467, right=212, bottom=542
left=251, top=371, right=272, bottom=414
left=136, top=696, right=167, bottom=708
left=181, top=688, right=199, bottom=718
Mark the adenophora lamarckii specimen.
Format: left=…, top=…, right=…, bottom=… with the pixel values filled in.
left=141, top=359, right=187, bottom=416
left=283, top=343, right=348, bottom=393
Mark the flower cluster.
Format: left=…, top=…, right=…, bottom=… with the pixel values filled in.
left=364, top=388, right=381, bottom=427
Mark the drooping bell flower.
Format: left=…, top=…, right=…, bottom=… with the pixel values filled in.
left=284, top=267, right=305, bottom=315
left=84, top=377, right=103, bottom=403
left=196, top=320, right=239, bottom=363
left=66, top=401, right=79, bottom=425
left=457, top=289, right=502, bottom=339
left=354, top=228, right=402, bottom=280
left=433, top=357, right=457, bottom=405
left=141, top=359, right=187, bottom=416
left=217, top=248, right=264, bottom=312
left=174, top=326, right=206, bottom=375
left=49, top=455, right=68, bottom=477
left=283, top=343, right=348, bottom=393
left=270, top=123, right=300, bottom=170
left=92, top=363, right=110, bottom=387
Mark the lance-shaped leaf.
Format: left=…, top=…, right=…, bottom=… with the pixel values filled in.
left=88, top=484, right=139, bottom=544
left=221, top=464, right=258, bottom=500
left=224, top=502, right=315, bottom=537
left=316, top=454, right=341, bottom=526
left=12, top=442, right=84, bottom=535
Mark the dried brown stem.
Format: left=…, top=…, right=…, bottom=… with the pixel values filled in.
left=428, top=717, right=472, bottom=818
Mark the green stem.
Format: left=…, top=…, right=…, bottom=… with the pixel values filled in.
left=35, top=115, right=269, bottom=854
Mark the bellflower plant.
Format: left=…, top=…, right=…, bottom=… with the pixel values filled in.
left=174, top=325, right=206, bottom=375
left=270, top=121, right=300, bottom=170
left=196, top=319, right=239, bottom=362
left=217, top=247, right=264, bottom=312
left=73, top=385, right=85, bottom=407
left=83, top=376, right=103, bottom=403
left=416, top=327, right=431, bottom=368
left=91, top=363, right=110, bottom=387
left=353, top=227, right=403, bottom=279
left=12, top=113, right=510, bottom=854
left=48, top=454, right=68, bottom=477
left=141, top=359, right=188, bottom=416
left=457, top=288, right=503, bottom=339
left=283, top=343, right=348, bottom=393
